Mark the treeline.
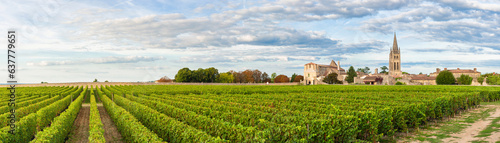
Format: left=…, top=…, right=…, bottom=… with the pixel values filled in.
left=174, top=67, right=303, bottom=83
left=479, top=73, right=500, bottom=85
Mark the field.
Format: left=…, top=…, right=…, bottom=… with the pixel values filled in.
left=0, top=85, right=499, bottom=142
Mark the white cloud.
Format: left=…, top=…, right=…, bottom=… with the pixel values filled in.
left=27, top=56, right=164, bottom=66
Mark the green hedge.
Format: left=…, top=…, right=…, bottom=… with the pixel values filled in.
left=89, top=88, right=105, bottom=142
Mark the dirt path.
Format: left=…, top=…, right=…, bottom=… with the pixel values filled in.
left=66, top=104, right=90, bottom=143
left=442, top=105, right=500, bottom=143
left=98, top=103, right=124, bottom=143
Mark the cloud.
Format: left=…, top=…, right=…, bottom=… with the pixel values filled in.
left=27, top=56, right=164, bottom=66
left=363, top=1, right=500, bottom=49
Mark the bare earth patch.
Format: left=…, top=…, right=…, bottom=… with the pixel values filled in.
left=66, top=104, right=90, bottom=143
left=442, top=105, right=500, bottom=142
left=399, top=105, right=500, bottom=143
left=98, top=104, right=124, bottom=143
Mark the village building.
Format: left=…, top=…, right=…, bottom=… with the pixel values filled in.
left=303, top=60, right=346, bottom=85
left=410, top=74, right=437, bottom=85
left=303, top=32, right=484, bottom=86
left=429, top=68, right=481, bottom=85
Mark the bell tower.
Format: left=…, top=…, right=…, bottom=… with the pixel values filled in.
left=389, top=32, right=402, bottom=76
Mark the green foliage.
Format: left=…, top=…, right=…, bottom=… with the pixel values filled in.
left=36, top=91, right=75, bottom=130
left=478, top=76, right=484, bottom=85
left=100, top=87, right=220, bottom=142
left=216, top=72, right=234, bottom=83
left=436, top=71, right=456, bottom=85
left=0, top=87, right=81, bottom=127
left=346, top=66, right=357, bottom=83
left=290, top=73, right=297, bottom=83
left=271, top=73, right=277, bottom=83
left=3, top=85, right=500, bottom=142
left=175, top=67, right=193, bottom=82
left=457, top=74, right=473, bottom=85
left=175, top=67, right=220, bottom=83
left=380, top=66, right=388, bottom=73
left=395, top=81, right=405, bottom=85
left=89, top=88, right=106, bottom=142
left=98, top=87, right=164, bottom=142
left=402, top=72, right=409, bottom=74
left=99, top=85, right=500, bottom=142
left=486, top=75, right=500, bottom=85
left=93, top=79, right=98, bottom=82
left=323, top=73, right=343, bottom=84
left=31, top=88, right=84, bottom=143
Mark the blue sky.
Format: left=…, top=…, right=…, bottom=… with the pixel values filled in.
left=1, top=0, right=500, bottom=83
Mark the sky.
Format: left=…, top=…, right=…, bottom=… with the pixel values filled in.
left=1, top=0, right=500, bottom=83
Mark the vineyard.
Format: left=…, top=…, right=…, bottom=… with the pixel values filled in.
left=0, top=85, right=499, bottom=142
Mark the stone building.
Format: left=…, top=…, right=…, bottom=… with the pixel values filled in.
left=429, top=68, right=481, bottom=85
left=410, top=75, right=437, bottom=85
left=389, top=33, right=402, bottom=76
left=430, top=68, right=481, bottom=79
left=303, top=60, right=346, bottom=85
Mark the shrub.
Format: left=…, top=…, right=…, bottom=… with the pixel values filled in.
left=436, top=71, right=456, bottom=85
left=457, top=75, right=473, bottom=85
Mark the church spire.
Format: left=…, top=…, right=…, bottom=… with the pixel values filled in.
left=392, top=32, right=398, bottom=52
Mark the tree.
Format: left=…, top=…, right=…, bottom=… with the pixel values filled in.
left=402, top=72, right=409, bottom=75
left=486, top=75, right=500, bottom=85
left=323, top=73, right=342, bottom=84
left=252, top=69, right=262, bottom=83
left=216, top=72, right=234, bottom=83
left=205, top=67, right=219, bottom=82
left=105, top=80, right=109, bottom=82
left=175, top=68, right=193, bottom=82
left=380, top=66, right=388, bottom=74
left=290, top=73, right=297, bottom=83
left=363, top=67, right=370, bottom=74
left=242, top=69, right=254, bottom=83
left=192, top=68, right=206, bottom=82
left=346, top=66, right=357, bottom=83
left=356, top=67, right=371, bottom=74
left=93, top=79, right=98, bottom=82
left=275, top=75, right=289, bottom=83
left=233, top=72, right=246, bottom=83
left=271, top=73, right=277, bottom=83
left=478, top=76, right=485, bottom=85
left=262, top=72, right=271, bottom=83
left=457, top=74, right=473, bottom=85
left=436, top=70, right=456, bottom=85
left=294, top=75, right=303, bottom=82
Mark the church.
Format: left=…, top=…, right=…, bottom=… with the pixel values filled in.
left=389, top=33, right=402, bottom=76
